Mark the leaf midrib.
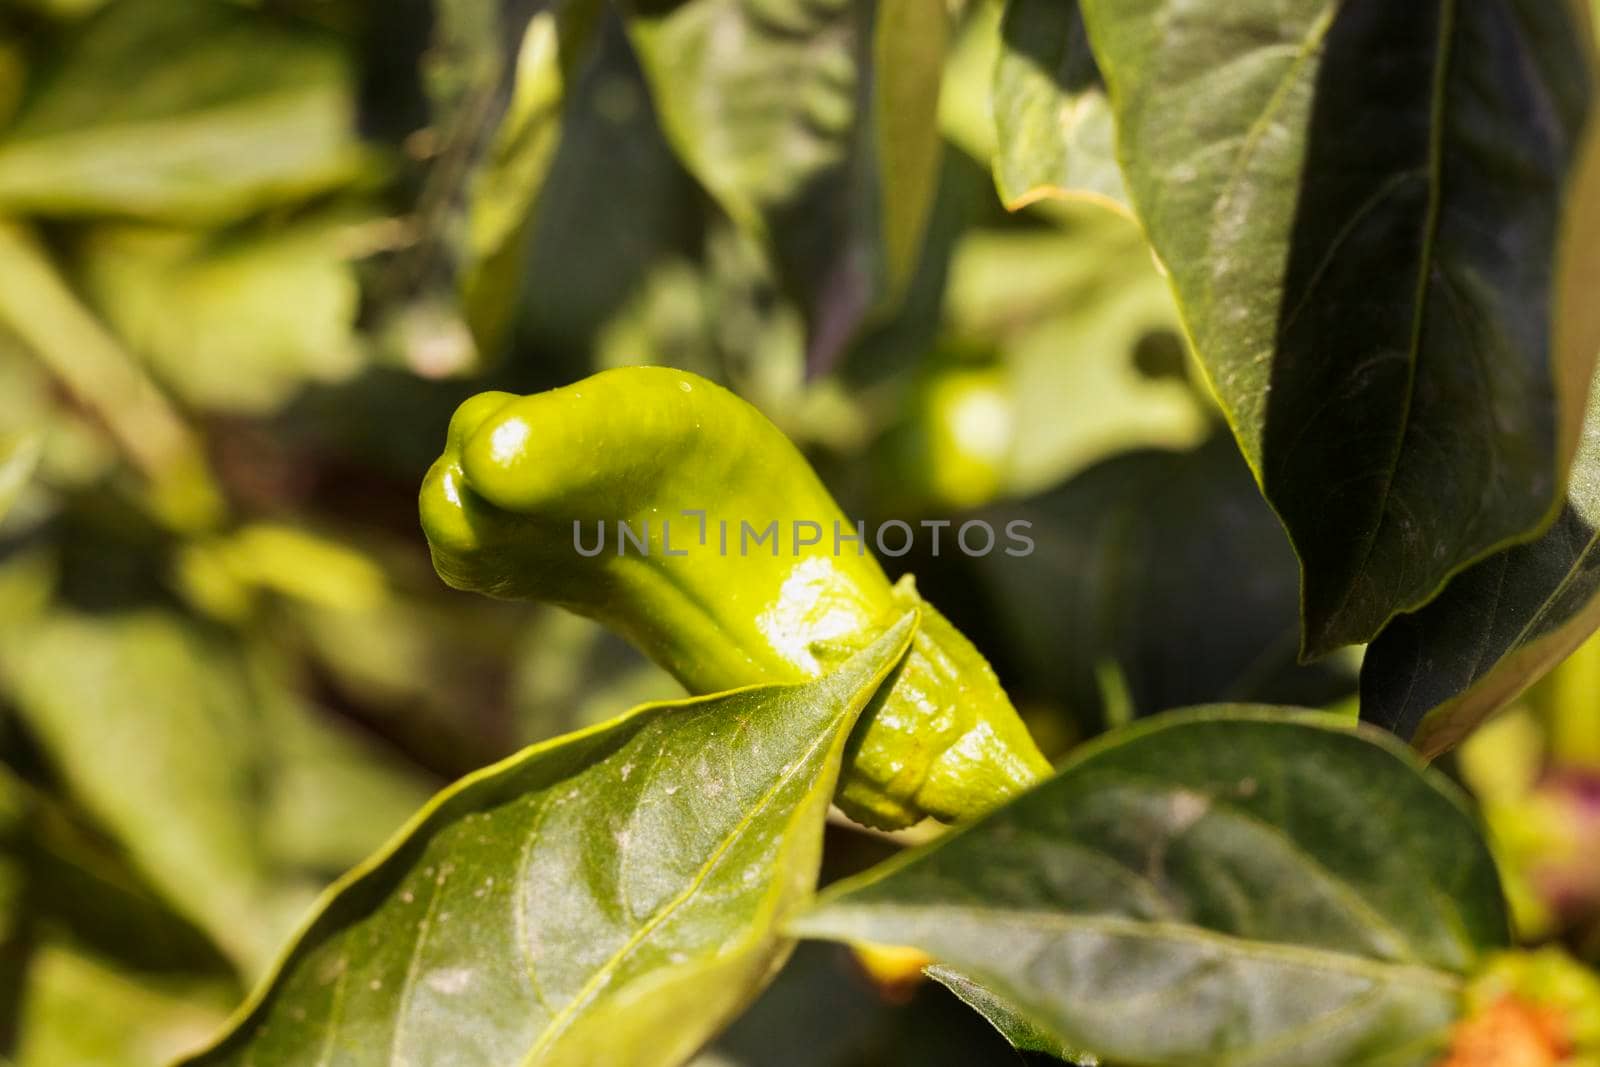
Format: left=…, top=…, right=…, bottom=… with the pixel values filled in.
left=519, top=702, right=846, bottom=1064
left=813, top=904, right=1465, bottom=991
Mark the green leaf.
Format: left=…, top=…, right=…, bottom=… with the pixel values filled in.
left=459, top=0, right=606, bottom=358
left=992, top=0, right=1126, bottom=213
left=0, top=430, right=40, bottom=526
left=1362, top=360, right=1600, bottom=759
left=179, top=612, right=917, bottom=1067
left=1078, top=0, right=1600, bottom=656
left=77, top=218, right=366, bottom=414
left=0, top=0, right=369, bottom=222
left=793, top=708, right=1510, bottom=1066
left=0, top=611, right=297, bottom=974
left=624, top=0, right=946, bottom=370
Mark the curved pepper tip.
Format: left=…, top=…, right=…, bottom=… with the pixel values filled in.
left=418, top=391, right=525, bottom=590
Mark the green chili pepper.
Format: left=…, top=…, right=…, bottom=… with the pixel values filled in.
left=420, top=366, right=1050, bottom=828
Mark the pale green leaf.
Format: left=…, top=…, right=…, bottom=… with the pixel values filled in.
left=0, top=0, right=369, bottom=222
left=78, top=218, right=365, bottom=414
left=945, top=221, right=1209, bottom=496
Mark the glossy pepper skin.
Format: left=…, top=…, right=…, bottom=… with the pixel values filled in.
left=420, top=366, right=1050, bottom=828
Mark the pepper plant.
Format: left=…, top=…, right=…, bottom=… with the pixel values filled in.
left=2, top=0, right=1600, bottom=1065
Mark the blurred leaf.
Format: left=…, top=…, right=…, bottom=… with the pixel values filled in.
left=180, top=615, right=915, bottom=1067
left=510, top=610, right=682, bottom=745
left=992, top=0, right=1125, bottom=212
left=10, top=773, right=235, bottom=976
left=975, top=437, right=1352, bottom=732
left=944, top=220, right=1209, bottom=496
left=0, top=432, right=40, bottom=526
left=244, top=648, right=438, bottom=877
left=0, top=34, right=19, bottom=148
left=0, top=337, right=116, bottom=494
left=1525, top=628, right=1600, bottom=770
left=460, top=0, right=606, bottom=357
left=0, top=541, right=54, bottom=630
left=287, top=589, right=530, bottom=775
left=592, top=258, right=721, bottom=379
left=0, top=221, right=223, bottom=531
left=936, top=0, right=1000, bottom=165
left=511, top=15, right=701, bottom=363
left=176, top=522, right=389, bottom=623
left=795, top=708, right=1510, bottom=1066
left=1079, top=0, right=1600, bottom=656
left=3, top=0, right=107, bottom=18
left=872, top=0, right=946, bottom=308
left=77, top=218, right=366, bottom=415
left=0, top=0, right=369, bottom=222
left=1362, top=361, right=1600, bottom=759
left=0, top=611, right=295, bottom=973
left=13, top=942, right=232, bottom=1067
left=625, top=0, right=946, bottom=371
left=1455, top=709, right=1557, bottom=942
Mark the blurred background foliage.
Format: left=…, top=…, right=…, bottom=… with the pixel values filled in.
left=0, top=0, right=1592, bottom=1064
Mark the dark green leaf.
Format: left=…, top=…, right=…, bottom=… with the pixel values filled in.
left=624, top=0, right=946, bottom=371
left=1078, top=0, right=1600, bottom=655
left=180, top=613, right=916, bottom=1067
left=794, top=708, right=1509, bottom=1066
left=1362, top=359, right=1600, bottom=758
left=0, top=0, right=368, bottom=221
left=992, top=0, right=1126, bottom=212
